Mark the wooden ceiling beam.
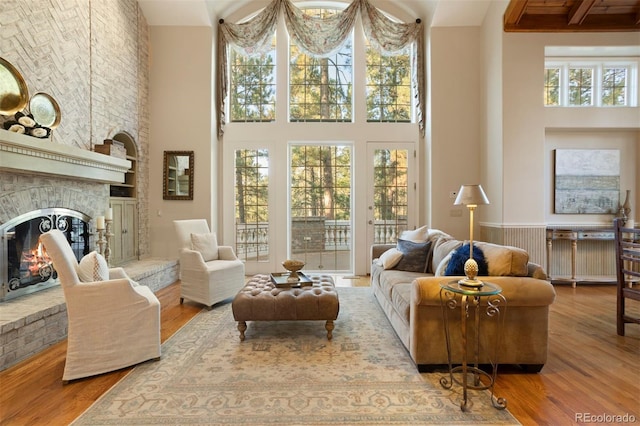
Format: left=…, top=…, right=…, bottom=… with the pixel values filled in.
left=504, top=0, right=640, bottom=32
left=568, top=0, right=598, bottom=25
left=505, top=13, right=640, bottom=31
left=504, top=0, right=529, bottom=26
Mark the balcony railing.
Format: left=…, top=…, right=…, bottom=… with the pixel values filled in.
left=235, top=219, right=407, bottom=262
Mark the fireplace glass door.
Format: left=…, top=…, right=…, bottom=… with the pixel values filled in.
left=1, top=208, right=90, bottom=301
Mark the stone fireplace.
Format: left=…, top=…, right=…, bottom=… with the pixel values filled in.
left=0, top=129, right=131, bottom=297
left=0, top=129, right=178, bottom=372
left=0, top=128, right=130, bottom=370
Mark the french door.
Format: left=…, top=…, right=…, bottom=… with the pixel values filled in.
left=289, top=143, right=352, bottom=273
left=232, top=142, right=415, bottom=275
left=366, top=142, right=416, bottom=266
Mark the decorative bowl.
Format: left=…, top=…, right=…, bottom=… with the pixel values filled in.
left=282, top=260, right=305, bottom=273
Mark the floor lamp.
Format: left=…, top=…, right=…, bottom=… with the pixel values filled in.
left=454, top=184, right=490, bottom=288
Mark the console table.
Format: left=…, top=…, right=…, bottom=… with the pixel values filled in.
left=546, top=227, right=615, bottom=287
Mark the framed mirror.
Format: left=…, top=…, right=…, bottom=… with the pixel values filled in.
left=163, top=151, right=194, bottom=200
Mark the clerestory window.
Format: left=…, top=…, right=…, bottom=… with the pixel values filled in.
left=544, top=59, right=637, bottom=107
left=289, top=8, right=353, bottom=122
left=217, top=0, right=425, bottom=136
left=366, top=45, right=412, bottom=122
left=229, top=41, right=276, bottom=122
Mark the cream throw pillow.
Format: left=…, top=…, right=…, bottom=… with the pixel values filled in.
left=77, top=251, right=109, bottom=282
left=400, top=225, right=429, bottom=242
left=377, top=247, right=403, bottom=269
left=191, top=232, right=219, bottom=261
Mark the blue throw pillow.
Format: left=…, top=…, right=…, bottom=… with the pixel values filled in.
left=394, top=239, right=432, bottom=273
left=444, top=243, right=489, bottom=276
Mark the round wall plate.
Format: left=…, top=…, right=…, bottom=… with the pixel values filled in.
left=0, top=57, right=29, bottom=115
left=30, top=92, right=61, bottom=128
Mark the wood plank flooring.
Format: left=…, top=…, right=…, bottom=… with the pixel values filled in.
left=1, top=280, right=638, bottom=425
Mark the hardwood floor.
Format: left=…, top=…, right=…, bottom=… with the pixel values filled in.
left=1, top=280, right=638, bottom=425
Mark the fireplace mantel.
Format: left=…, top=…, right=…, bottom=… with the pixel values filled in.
left=0, top=129, right=131, bottom=183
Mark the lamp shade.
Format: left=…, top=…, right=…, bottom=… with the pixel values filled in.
left=453, top=184, right=490, bottom=206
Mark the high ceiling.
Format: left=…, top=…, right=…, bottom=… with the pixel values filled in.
left=504, top=0, right=640, bottom=32
left=137, top=0, right=640, bottom=32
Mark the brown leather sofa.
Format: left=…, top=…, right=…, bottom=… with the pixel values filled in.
left=371, top=228, right=556, bottom=373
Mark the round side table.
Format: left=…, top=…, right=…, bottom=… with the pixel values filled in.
left=439, top=280, right=507, bottom=411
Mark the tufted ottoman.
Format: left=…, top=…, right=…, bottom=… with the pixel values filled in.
left=231, top=274, right=340, bottom=340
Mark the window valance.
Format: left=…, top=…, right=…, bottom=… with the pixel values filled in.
left=217, top=0, right=425, bottom=138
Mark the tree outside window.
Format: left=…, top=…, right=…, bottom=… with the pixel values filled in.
left=544, top=68, right=560, bottom=106
left=289, top=9, right=353, bottom=122
left=568, top=67, right=593, bottom=106
left=366, top=47, right=412, bottom=122
left=602, top=67, right=627, bottom=106
left=230, top=44, right=276, bottom=122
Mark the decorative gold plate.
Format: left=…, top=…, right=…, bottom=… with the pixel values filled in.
left=30, top=92, right=61, bottom=128
left=0, top=57, right=29, bottom=115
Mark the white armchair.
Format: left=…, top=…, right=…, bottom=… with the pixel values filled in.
left=39, top=229, right=161, bottom=383
left=173, top=219, right=245, bottom=309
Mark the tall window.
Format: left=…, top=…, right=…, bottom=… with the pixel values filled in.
left=366, top=46, right=412, bottom=122
left=289, top=8, right=353, bottom=122
left=235, top=149, right=269, bottom=261
left=230, top=43, right=276, bottom=122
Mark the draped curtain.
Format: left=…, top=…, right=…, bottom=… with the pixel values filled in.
left=217, top=0, right=425, bottom=138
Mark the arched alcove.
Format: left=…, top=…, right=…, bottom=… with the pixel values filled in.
left=109, top=131, right=139, bottom=265
left=110, top=131, right=138, bottom=198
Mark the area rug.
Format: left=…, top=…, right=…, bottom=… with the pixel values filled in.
left=72, top=287, right=520, bottom=425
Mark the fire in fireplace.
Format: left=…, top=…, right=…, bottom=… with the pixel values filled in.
left=1, top=208, right=90, bottom=301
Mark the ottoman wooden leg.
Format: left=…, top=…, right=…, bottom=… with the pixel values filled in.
left=325, top=320, right=335, bottom=340
left=237, top=321, right=247, bottom=341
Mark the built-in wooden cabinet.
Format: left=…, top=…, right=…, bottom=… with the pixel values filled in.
left=109, top=198, right=137, bottom=265
left=108, top=132, right=138, bottom=265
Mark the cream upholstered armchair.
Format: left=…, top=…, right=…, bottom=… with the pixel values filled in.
left=40, top=229, right=161, bottom=383
left=173, top=219, right=245, bottom=309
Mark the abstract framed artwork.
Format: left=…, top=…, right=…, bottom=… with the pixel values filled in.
left=554, top=149, right=620, bottom=214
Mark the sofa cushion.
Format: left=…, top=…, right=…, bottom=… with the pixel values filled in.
left=191, top=232, right=219, bottom=261
left=391, top=283, right=412, bottom=326
left=431, top=238, right=463, bottom=273
left=475, top=241, right=529, bottom=276
left=375, top=267, right=425, bottom=304
left=377, top=247, right=403, bottom=269
left=444, top=243, right=489, bottom=276
left=394, top=239, right=432, bottom=273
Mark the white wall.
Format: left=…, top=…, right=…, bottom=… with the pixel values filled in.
left=429, top=26, right=483, bottom=240
left=501, top=31, right=640, bottom=228
left=480, top=1, right=506, bottom=229
left=148, top=26, right=214, bottom=258
left=544, top=130, right=638, bottom=226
